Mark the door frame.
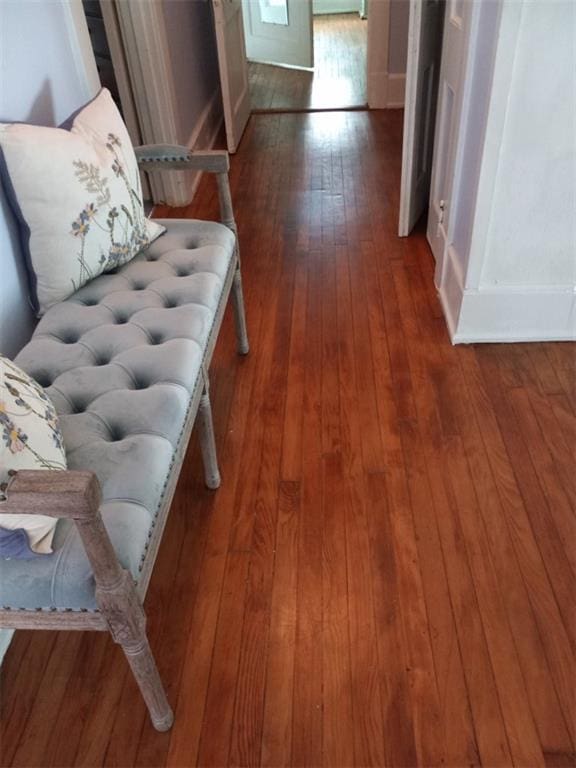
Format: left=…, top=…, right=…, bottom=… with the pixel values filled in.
left=366, top=0, right=404, bottom=109
left=71, top=0, right=188, bottom=206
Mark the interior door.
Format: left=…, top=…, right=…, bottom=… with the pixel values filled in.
left=213, top=0, right=252, bottom=153
left=241, top=0, right=313, bottom=69
left=426, top=0, right=472, bottom=272
left=398, top=0, right=445, bottom=236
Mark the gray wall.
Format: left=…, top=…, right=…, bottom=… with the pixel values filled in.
left=388, top=0, right=409, bottom=74
left=162, top=0, right=221, bottom=146
left=0, top=1, right=98, bottom=358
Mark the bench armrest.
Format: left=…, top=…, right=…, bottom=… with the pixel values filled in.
left=135, top=145, right=229, bottom=173
left=3, top=470, right=100, bottom=519
left=3, top=470, right=128, bottom=593
left=136, top=144, right=238, bottom=234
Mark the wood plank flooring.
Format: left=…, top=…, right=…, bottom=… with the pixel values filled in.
left=1, top=110, right=575, bottom=767
left=249, top=14, right=367, bottom=111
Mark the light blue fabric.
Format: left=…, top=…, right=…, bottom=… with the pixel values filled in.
left=0, top=219, right=235, bottom=611
left=0, top=527, right=47, bottom=560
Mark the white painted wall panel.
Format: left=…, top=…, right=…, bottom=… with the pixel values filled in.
left=480, top=0, right=576, bottom=288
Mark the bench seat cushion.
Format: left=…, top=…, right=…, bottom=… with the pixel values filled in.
left=0, top=219, right=235, bottom=612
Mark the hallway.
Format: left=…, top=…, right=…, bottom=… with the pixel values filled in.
left=1, top=110, right=575, bottom=767
left=248, top=13, right=367, bottom=110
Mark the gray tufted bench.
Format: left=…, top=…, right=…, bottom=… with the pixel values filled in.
left=0, top=147, right=249, bottom=731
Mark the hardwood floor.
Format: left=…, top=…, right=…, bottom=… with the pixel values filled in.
left=2, top=110, right=575, bottom=767
left=249, top=14, right=367, bottom=111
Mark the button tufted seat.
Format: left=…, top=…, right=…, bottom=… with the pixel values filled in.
left=0, top=143, right=250, bottom=732
left=0, top=219, right=237, bottom=611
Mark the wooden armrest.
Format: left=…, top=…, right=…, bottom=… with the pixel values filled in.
left=136, top=144, right=238, bottom=234
left=3, top=470, right=101, bottom=520
left=135, top=145, right=230, bottom=173
left=4, top=470, right=128, bottom=596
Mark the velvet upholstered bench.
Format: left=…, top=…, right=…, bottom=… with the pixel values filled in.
left=0, top=144, right=249, bottom=731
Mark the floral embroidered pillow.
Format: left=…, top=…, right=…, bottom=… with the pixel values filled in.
left=0, top=88, right=165, bottom=315
left=0, top=357, right=67, bottom=558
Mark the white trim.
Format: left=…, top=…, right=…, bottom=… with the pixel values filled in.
left=453, top=288, right=576, bottom=343
left=246, top=58, right=314, bottom=72
left=114, top=0, right=182, bottom=206
left=437, top=243, right=465, bottom=337
left=367, top=70, right=389, bottom=109
left=65, top=0, right=101, bottom=101
left=465, top=1, right=523, bottom=289
left=367, top=71, right=405, bottom=109
left=385, top=73, right=406, bottom=108
left=99, top=1, right=142, bottom=147
left=439, top=245, right=576, bottom=344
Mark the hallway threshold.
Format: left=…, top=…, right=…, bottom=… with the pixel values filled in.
left=251, top=105, right=369, bottom=115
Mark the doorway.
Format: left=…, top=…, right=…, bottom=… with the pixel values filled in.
left=245, top=2, right=368, bottom=111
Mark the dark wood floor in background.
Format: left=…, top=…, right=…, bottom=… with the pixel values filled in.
left=2, top=111, right=575, bottom=768
left=249, top=13, right=367, bottom=111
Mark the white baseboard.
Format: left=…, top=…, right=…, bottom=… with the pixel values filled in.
left=385, top=73, right=406, bottom=108
left=453, top=288, right=576, bottom=343
left=163, top=90, right=224, bottom=207
left=439, top=247, right=576, bottom=343
left=368, top=72, right=406, bottom=109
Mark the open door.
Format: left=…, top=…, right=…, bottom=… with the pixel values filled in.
left=213, top=0, right=252, bottom=153
left=398, top=0, right=445, bottom=236
left=241, top=0, right=313, bottom=69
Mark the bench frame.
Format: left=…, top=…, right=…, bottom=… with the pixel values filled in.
left=0, top=148, right=249, bottom=731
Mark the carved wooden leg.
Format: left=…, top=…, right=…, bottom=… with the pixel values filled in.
left=96, top=571, right=174, bottom=732
left=198, top=383, right=221, bottom=489
left=74, top=511, right=173, bottom=732
left=120, top=630, right=174, bottom=732
left=232, top=263, right=250, bottom=355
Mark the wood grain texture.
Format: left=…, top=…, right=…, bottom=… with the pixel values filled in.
left=1, top=110, right=575, bottom=767
left=249, top=13, right=367, bottom=111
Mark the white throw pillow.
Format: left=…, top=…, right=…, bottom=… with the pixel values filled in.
left=0, top=357, right=67, bottom=556
left=0, top=88, right=165, bottom=315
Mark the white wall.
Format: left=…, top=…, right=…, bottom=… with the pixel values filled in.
left=437, top=0, right=576, bottom=342
left=478, top=0, right=575, bottom=289
left=0, top=0, right=99, bottom=359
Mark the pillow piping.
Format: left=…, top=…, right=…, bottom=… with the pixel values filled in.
left=0, top=146, right=39, bottom=314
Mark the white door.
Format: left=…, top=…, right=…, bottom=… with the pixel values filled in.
left=426, top=0, right=474, bottom=276
left=241, top=0, right=313, bottom=69
left=398, top=0, right=445, bottom=237
left=213, top=0, right=252, bottom=153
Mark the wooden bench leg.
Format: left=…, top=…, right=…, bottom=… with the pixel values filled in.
left=79, top=509, right=173, bottom=731
left=121, top=632, right=174, bottom=732
left=97, top=571, right=174, bottom=731
left=198, top=383, right=221, bottom=489
left=232, top=263, right=250, bottom=355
